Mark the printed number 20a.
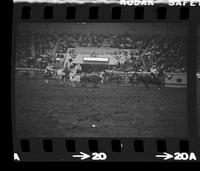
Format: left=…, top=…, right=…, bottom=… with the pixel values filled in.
left=174, top=152, right=196, bottom=160
left=92, top=152, right=107, bottom=160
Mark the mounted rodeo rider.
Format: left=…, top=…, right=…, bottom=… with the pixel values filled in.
left=157, top=65, right=166, bottom=81
left=63, top=58, right=75, bottom=80
left=62, top=58, right=73, bottom=73
left=44, top=63, right=53, bottom=83
left=150, top=65, right=157, bottom=79
left=66, top=58, right=74, bottom=72
left=100, top=69, right=104, bottom=84
left=45, top=63, right=53, bottom=74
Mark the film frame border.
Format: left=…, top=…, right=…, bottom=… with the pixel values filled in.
left=11, top=3, right=200, bottom=161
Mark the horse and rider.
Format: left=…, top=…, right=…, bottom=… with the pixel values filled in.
left=129, top=65, right=166, bottom=89
left=44, top=63, right=53, bottom=83
left=56, top=58, right=82, bottom=87
left=44, top=58, right=81, bottom=87
left=45, top=58, right=103, bottom=88
left=150, top=65, right=157, bottom=80
left=60, top=58, right=74, bottom=84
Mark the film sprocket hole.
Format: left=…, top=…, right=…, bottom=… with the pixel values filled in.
left=12, top=1, right=200, bottom=162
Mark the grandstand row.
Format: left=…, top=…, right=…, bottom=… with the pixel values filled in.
left=15, top=23, right=187, bottom=73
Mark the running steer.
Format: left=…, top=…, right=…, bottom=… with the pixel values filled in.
left=80, top=74, right=102, bottom=88
left=129, top=71, right=165, bottom=89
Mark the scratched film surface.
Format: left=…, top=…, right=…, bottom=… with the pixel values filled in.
left=15, top=23, right=188, bottom=137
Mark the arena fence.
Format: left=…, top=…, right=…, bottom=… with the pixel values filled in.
left=15, top=68, right=187, bottom=88
left=15, top=68, right=58, bottom=79
left=16, top=68, right=44, bottom=78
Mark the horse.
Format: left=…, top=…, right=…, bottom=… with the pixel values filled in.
left=68, top=64, right=83, bottom=87
left=104, top=70, right=122, bottom=86
left=80, top=73, right=102, bottom=88
left=44, top=69, right=52, bottom=84
left=128, top=72, right=138, bottom=87
left=102, top=72, right=110, bottom=85
left=110, top=74, right=122, bottom=86
left=56, top=65, right=70, bottom=85
left=129, top=71, right=165, bottom=89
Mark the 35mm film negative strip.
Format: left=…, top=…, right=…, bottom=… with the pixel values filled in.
left=11, top=0, right=200, bottom=162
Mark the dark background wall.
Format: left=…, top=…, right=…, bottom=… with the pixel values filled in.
left=17, top=23, right=187, bottom=35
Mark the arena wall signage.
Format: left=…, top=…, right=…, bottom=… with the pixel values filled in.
left=83, top=57, right=109, bottom=62
left=11, top=1, right=200, bottom=163
left=165, top=73, right=187, bottom=88
left=65, top=47, right=132, bottom=65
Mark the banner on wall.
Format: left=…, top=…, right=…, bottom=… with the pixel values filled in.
left=165, top=73, right=187, bottom=88
left=64, top=47, right=134, bottom=66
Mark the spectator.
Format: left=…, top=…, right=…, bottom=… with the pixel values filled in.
left=16, top=31, right=186, bottom=72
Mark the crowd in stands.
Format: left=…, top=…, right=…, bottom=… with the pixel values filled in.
left=15, top=31, right=187, bottom=72
left=16, top=32, right=32, bottom=68
left=57, top=33, right=106, bottom=53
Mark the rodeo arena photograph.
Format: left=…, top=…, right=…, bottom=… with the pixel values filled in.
left=15, top=23, right=188, bottom=137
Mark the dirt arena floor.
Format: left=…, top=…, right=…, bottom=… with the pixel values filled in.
left=15, top=76, right=188, bottom=137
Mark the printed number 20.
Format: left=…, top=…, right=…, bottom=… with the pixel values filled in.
left=92, top=152, right=107, bottom=160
